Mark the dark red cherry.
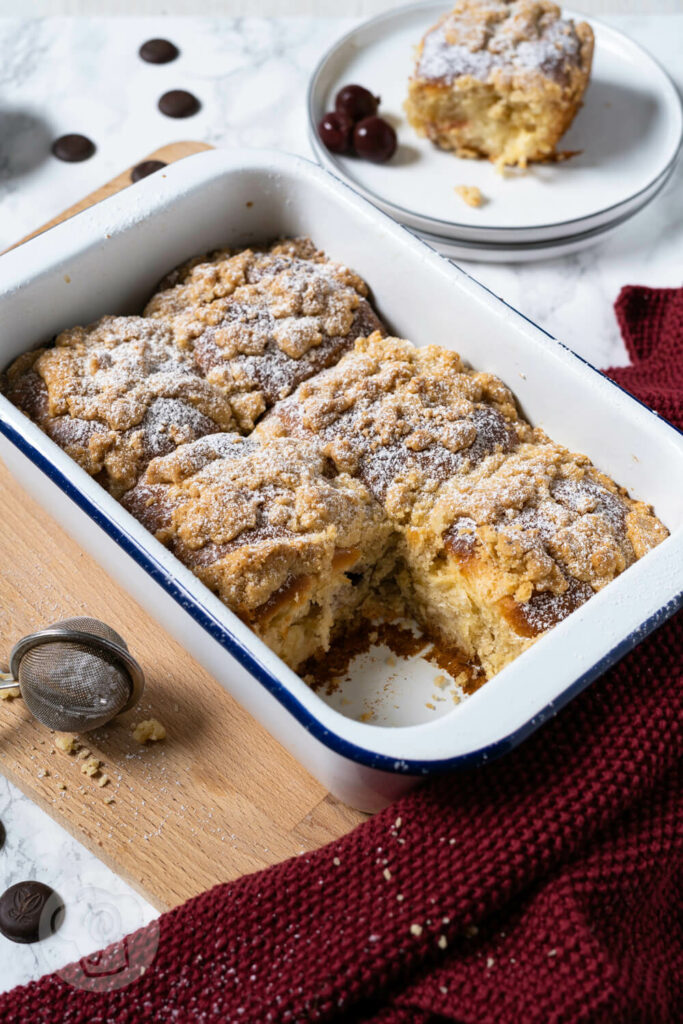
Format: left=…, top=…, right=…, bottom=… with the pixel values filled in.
left=335, top=84, right=380, bottom=124
left=353, top=116, right=397, bottom=163
left=318, top=111, right=353, bottom=154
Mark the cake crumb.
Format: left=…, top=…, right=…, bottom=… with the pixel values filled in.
left=133, top=719, right=166, bottom=744
left=383, top=868, right=392, bottom=881
left=104, top=795, right=115, bottom=805
left=438, top=935, right=448, bottom=949
left=486, top=956, right=495, bottom=968
left=98, top=774, right=110, bottom=788
left=77, top=747, right=92, bottom=760
left=81, top=757, right=101, bottom=777
left=548, top=948, right=558, bottom=957
left=37, top=768, right=50, bottom=779
left=0, top=685, right=20, bottom=700
left=396, top=894, right=404, bottom=902
left=333, top=857, right=341, bottom=866
left=395, top=816, right=402, bottom=829
left=410, top=923, right=423, bottom=937
left=58, top=783, right=67, bottom=791
left=54, top=733, right=77, bottom=754
left=455, top=184, right=485, bottom=207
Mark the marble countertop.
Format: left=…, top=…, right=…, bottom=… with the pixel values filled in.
left=0, top=12, right=681, bottom=996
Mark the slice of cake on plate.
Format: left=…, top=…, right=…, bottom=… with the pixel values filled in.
left=405, top=0, right=594, bottom=168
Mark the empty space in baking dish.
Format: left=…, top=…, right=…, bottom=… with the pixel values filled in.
left=1, top=149, right=681, bottom=763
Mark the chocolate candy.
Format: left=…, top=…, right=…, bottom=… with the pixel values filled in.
left=158, top=90, right=201, bottom=119
left=139, top=38, right=179, bottom=64
left=51, top=134, right=96, bottom=163
left=0, top=881, right=63, bottom=944
left=131, top=159, right=167, bottom=183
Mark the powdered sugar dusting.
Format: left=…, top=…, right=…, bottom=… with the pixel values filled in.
left=417, top=0, right=585, bottom=86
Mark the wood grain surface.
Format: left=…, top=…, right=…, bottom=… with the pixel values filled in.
left=0, top=140, right=366, bottom=913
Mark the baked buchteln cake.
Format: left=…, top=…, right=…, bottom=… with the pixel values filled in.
left=144, top=237, right=384, bottom=429
left=404, top=0, right=594, bottom=168
left=400, top=439, right=668, bottom=677
left=4, top=239, right=383, bottom=496
left=3, top=238, right=668, bottom=686
left=255, top=331, right=533, bottom=522
left=3, top=316, right=237, bottom=498
left=256, top=331, right=667, bottom=676
left=122, top=433, right=394, bottom=670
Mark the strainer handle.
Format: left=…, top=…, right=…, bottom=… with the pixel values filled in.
left=0, top=671, right=19, bottom=691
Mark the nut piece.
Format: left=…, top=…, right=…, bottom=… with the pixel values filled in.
left=54, top=733, right=78, bottom=753
left=81, top=757, right=101, bottom=777
left=0, top=685, right=20, bottom=700
left=454, top=185, right=484, bottom=208
left=133, top=718, right=166, bottom=744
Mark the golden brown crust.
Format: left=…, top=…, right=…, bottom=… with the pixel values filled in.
left=405, top=0, right=594, bottom=167
left=256, top=331, right=532, bottom=522
left=402, top=438, right=668, bottom=674
left=2, top=239, right=668, bottom=683
left=3, top=317, right=236, bottom=498
left=123, top=433, right=394, bottom=668
left=145, top=238, right=383, bottom=429
left=3, top=239, right=383, bottom=493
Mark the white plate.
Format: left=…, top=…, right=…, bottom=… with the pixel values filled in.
left=308, top=1, right=682, bottom=245
left=416, top=156, right=677, bottom=261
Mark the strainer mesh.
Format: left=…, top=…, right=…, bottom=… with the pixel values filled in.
left=17, top=618, right=132, bottom=732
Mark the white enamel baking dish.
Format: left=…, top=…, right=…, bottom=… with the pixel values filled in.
left=1, top=149, right=681, bottom=812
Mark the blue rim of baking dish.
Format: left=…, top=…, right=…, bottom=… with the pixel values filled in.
left=1, top=400, right=681, bottom=778
left=306, top=0, right=683, bottom=238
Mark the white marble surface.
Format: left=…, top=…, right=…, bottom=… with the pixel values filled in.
left=0, top=13, right=681, bottom=996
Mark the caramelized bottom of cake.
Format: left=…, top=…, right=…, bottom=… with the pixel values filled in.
left=301, top=615, right=484, bottom=697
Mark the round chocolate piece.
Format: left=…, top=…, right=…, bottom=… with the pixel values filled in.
left=0, top=881, right=63, bottom=944
left=139, top=38, right=179, bottom=64
left=158, top=89, right=201, bottom=119
left=131, top=159, right=167, bottom=183
left=51, top=134, right=96, bottom=163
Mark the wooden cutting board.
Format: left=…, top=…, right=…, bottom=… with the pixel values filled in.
left=0, top=141, right=366, bottom=913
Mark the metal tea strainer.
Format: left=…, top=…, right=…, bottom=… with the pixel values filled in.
left=0, top=617, right=144, bottom=732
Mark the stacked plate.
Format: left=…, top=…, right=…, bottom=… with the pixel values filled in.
left=307, top=2, right=682, bottom=262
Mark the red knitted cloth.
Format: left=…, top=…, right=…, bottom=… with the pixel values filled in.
left=2, top=286, right=681, bottom=1024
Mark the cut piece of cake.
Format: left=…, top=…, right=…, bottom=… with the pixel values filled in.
left=3, top=317, right=236, bottom=498
left=144, top=238, right=385, bottom=429
left=122, top=433, right=395, bottom=670
left=400, top=438, right=669, bottom=676
left=255, top=331, right=533, bottom=524
left=405, top=0, right=594, bottom=168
